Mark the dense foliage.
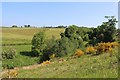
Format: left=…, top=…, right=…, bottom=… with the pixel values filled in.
left=31, top=31, right=46, bottom=57
left=88, top=16, right=118, bottom=45
left=30, top=16, right=118, bottom=62
left=2, top=47, right=16, bottom=59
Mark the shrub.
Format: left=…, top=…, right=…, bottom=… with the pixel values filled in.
left=95, top=42, right=119, bottom=54
left=2, top=63, right=15, bottom=69
left=42, top=36, right=57, bottom=60
left=7, top=70, right=18, bottom=78
left=31, top=49, right=39, bottom=57
left=2, top=47, right=16, bottom=59
left=31, top=31, right=46, bottom=57
left=111, top=42, right=119, bottom=48
left=51, top=37, right=77, bottom=57
left=75, top=49, right=84, bottom=57
left=49, top=53, right=55, bottom=59
left=86, top=46, right=96, bottom=54
left=41, top=60, right=51, bottom=66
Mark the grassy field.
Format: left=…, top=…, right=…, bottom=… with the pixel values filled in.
left=2, top=45, right=40, bottom=69
left=1, top=27, right=64, bottom=69
left=1, top=28, right=64, bottom=44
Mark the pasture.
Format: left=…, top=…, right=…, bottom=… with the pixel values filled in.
left=1, top=27, right=64, bottom=70
left=1, top=28, right=64, bottom=45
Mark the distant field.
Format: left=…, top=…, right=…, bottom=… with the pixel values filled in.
left=1, top=28, right=65, bottom=45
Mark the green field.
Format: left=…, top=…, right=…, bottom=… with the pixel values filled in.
left=1, top=28, right=64, bottom=70
left=1, top=28, right=64, bottom=44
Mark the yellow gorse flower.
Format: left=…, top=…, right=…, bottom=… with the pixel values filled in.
left=86, top=46, right=96, bottom=54
left=41, top=60, right=51, bottom=66
left=96, top=42, right=119, bottom=53
left=75, top=49, right=84, bottom=57
left=7, top=70, right=18, bottom=78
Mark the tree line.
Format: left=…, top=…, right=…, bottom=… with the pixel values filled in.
left=31, top=16, right=119, bottom=62
left=11, top=25, right=67, bottom=28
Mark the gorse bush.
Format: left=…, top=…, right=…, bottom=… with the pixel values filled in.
left=86, top=46, right=96, bottom=54
left=7, top=70, right=18, bottom=78
left=110, top=42, right=119, bottom=48
left=2, top=47, right=16, bottom=59
left=85, top=42, right=119, bottom=55
left=75, top=49, right=84, bottom=57
left=41, top=60, right=51, bottom=66
left=95, top=42, right=119, bottom=54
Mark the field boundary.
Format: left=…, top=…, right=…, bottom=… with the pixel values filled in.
left=1, top=43, right=31, bottom=46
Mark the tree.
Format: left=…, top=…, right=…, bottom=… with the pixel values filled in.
left=88, top=16, right=118, bottom=45
left=24, top=25, right=30, bottom=28
left=56, top=25, right=85, bottom=57
left=98, top=16, right=117, bottom=42
left=31, top=31, right=46, bottom=56
left=12, top=25, right=17, bottom=28
left=51, top=37, right=77, bottom=57
left=28, top=25, right=30, bottom=27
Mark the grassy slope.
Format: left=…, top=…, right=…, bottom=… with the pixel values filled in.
left=2, top=45, right=39, bottom=68
left=2, top=50, right=118, bottom=78
left=1, top=28, right=64, bottom=44
left=16, top=49, right=118, bottom=78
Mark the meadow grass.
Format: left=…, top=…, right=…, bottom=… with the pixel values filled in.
left=16, top=51, right=118, bottom=78
left=2, top=45, right=39, bottom=69
left=1, top=28, right=64, bottom=44
left=2, top=28, right=64, bottom=69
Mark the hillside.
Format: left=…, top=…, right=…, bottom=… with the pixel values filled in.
left=1, top=49, right=118, bottom=78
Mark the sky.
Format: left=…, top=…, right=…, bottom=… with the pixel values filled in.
left=2, top=2, right=118, bottom=27
left=118, top=1, right=120, bottom=28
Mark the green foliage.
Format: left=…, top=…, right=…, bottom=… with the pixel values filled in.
left=57, top=37, right=77, bottom=56
left=12, top=25, right=17, bottom=28
left=52, top=25, right=88, bottom=57
left=117, top=29, right=120, bottom=42
left=2, top=45, right=39, bottom=69
left=31, top=31, right=46, bottom=56
left=64, top=25, right=78, bottom=38
left=42, top=36, right=56, bottom=61
left=7, top=64, right=14, bottom=69
left=88, top=16, right=118, bottom=45
left=2, top=47, right=16, bottom=59
left=24, top=25, right=30, bottom=28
